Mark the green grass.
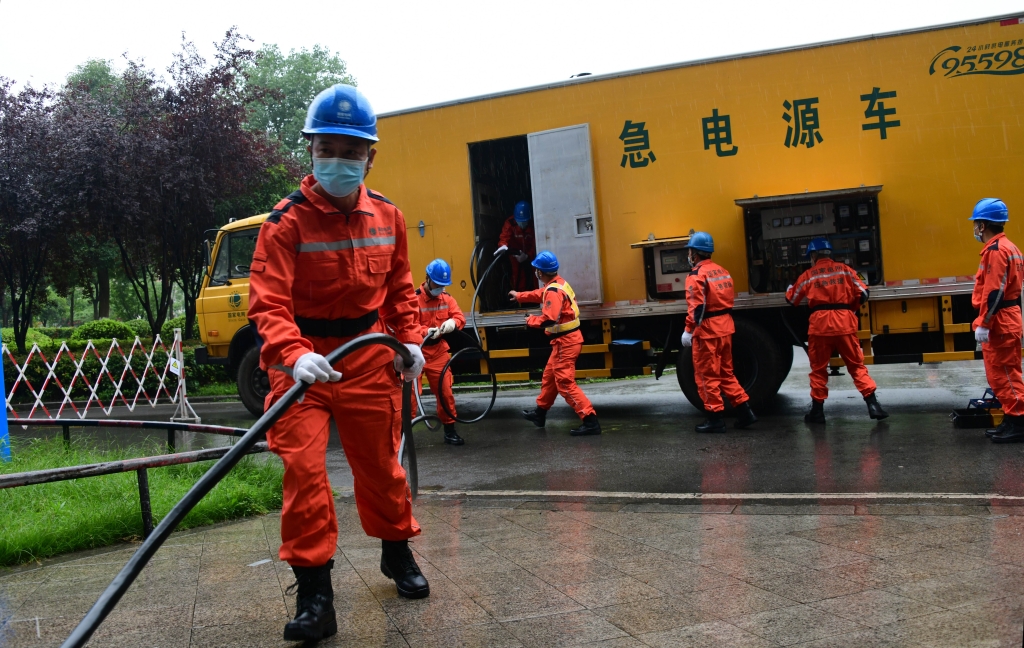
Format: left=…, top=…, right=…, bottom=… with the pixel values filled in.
left=0, top=436, right=283, bottom=566
left=189, top=381, right=241, bottom=397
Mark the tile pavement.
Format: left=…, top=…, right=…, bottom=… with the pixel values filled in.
left=1, top=499, right=1023, bottom=647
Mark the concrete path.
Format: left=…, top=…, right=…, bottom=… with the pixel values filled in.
left=3, top=496, right=1024, bottom=647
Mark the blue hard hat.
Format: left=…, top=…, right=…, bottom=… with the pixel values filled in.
left=514, top=201, right=532, bottom=223
left=806, top=237, right=832, bottom=258
left=302, top=84, right=379, bottom=142
left=969, top=198, right=1009, bottom=223
left=426, top=259, right=452, bottom=286
left=532, top=250, right=559, bottom=273
left=685, top=232, right=715, bottom=253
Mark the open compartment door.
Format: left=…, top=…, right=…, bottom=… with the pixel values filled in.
left=527, top=124, right=603, bottom=304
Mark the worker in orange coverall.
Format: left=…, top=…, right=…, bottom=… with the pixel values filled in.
left=786, top=237, right=887, bottom=424
left=967, top=199, right=1024, bottom=444
left=679, top=232, right=758, bottom=433
left=415, top=258, right=467, bottom=445
left=494, top=200, right=537, bottom=291
left=509, top=250, right=601, bottom=436
left=247, top=84, right=429, bottom=643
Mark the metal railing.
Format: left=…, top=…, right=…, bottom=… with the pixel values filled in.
left=9, top=417, right=246, bottom=452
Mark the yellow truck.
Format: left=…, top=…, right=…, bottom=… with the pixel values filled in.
left=197, top=13, right=1024, bottom=416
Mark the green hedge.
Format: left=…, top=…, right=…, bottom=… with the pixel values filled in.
left=72, top=318, right=135, bottom=341
left=35, top=326, right=76, bottom=340
left=3, top=342, right=230, bottom=404
left=0, top=328, right=53, bottom=348
left=124, top=319, right=152, bottom=338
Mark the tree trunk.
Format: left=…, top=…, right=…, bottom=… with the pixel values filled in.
left=97, top=266, right=110, bottom=319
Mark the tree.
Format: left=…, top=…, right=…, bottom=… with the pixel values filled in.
left=0, top=81, right=71, bottom=352
left=244, top=43, right=356, bottom=158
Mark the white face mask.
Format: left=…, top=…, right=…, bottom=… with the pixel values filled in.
left=974, top=224, right=984, bottom=243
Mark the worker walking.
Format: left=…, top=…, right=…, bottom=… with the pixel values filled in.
left=680, top=232, right=758, bottom=433
left=510, top=251, right=601, bottom=436
left=495, top=200, right=537, bottom=292
left=786, top=237, right=887, bottom=423
left=968, top=199, right=1024, bottom=443
left=248, top=84, right=429, bottom=642
left=416, top=258, right=467, bottom=445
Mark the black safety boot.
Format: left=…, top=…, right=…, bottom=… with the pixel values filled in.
left=443, top=423, right=465, bottom=445
left=523, top=407, right=547, bottom=428
left=986, top=416, right=1012, bottom=439
left=734, top=402, right=758, bottom=429
left=283, top=559, right=337, bottom=641
left=805, top=400, right=826, bottom=424
left=992, top=416, right=1024, bottom=444
left=695, top=410, right=726, bottom=433
left=865, top=392, right=889, bottom=420
left=570, top=414, right=601, bottom=436
left=381, top=540, right=430, bottom=599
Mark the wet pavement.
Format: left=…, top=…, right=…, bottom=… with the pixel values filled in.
left=3, top=497, right=1024, bottom=647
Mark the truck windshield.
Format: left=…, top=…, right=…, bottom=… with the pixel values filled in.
left=211, top=228, right=259, bottom=284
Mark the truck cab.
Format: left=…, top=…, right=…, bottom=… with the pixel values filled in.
left=195, top=214, right=269, bottom=416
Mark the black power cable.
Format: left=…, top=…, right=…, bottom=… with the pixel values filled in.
left=61, top=333, right=417, bottom=648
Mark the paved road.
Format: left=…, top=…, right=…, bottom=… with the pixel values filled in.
left=30, top=350, right=1017, bottom=499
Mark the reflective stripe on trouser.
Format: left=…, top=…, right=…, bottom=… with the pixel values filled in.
left=415, top=352, right=457, bottom=425
left=537, top=339, right=596, bottom=419
left=264, top=363, right=419, bottom=567
left=982, top=332, right=1024, bottom=416
left=692, top=334, right=749, bottom=412
left=807, top=333, right=876, bottom=401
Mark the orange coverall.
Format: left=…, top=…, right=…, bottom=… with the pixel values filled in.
left=498, top=216, right=537, bottom=291
left=248, top=177, right=421, bottom=568
left=414, top=281, right=466, bottom=424
left=684, top=260, right=749, bottom=413
left=972, top=233, right=1024, bottom=416
left=786, top=258, right=875, bottom=402
left=515, top=276, right=596, bottom=419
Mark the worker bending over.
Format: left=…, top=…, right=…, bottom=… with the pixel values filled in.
left=510, top=251, right=601, bottom=436
left=969, top=199, right=1024, bottom=444
left=680, top=232, right=758, bottom=433
left=248, top=84, right=429, bottom=643
left=495, top=200, right=537, bottom=291
left=416, top=258, right=467, bottom=445
left=786, top=237, right=887, bottom=423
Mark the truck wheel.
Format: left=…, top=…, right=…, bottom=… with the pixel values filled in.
left=237, top=345, right=270, bottom=417
left=675, top=318, right=784, bottom=412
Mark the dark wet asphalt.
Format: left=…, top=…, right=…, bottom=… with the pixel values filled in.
left=13, top=351, right=1024, bottom=496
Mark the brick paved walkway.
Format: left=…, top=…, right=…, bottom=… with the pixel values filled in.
left=2, top=498, right=1023, bottom=647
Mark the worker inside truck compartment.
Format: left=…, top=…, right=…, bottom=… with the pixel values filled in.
left=414, top=258, right=467, bottom=446
left=510, top=250, right=602, bottom=436
left=246, top=84, right=430, bottom=643
left=786, top=237, right=888, bottom=424
left=969, top=199, right=1024, bottom=444
left=495, top=200, right=537, bottom=292
left=679, top=232, right=758, bottom=433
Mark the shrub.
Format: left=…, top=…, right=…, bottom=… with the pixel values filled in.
left=124, top=319, right=152, bottom=338
left=72, top=318, right=135, bottom=342
left=35, top=327, right=76, bottom=340
left=0, top=328, right=53, bottom=348
left=160, top=315, right=188, bottom=341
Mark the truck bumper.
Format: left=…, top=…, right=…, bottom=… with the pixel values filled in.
left=194, top=346, right=229, bottom=366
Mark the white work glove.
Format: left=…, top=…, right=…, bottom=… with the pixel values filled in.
left=680, top=331, right=693, bottom=347
left=494, top=245, right=508, bottom=256
left=439, top=318, right=457, bottom=335
left=394, top=343, right=425, bottom=382
left=426, top=327, right=441, bottom=340
left=293, top=352, right=342, bottom=384
left=976, top=326, right=990, bottom=344
left=787, top=285, right=793, bottom=292
left=515, top=251, right=529, bottom=262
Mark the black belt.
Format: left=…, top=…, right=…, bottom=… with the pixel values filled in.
left=702, top=308, right=733, bottom=319
left=996, top=297, right=1022, bottom=312
left=295, top=310, right=378, bottom=338
left=809, top=304, right=859, bottom=313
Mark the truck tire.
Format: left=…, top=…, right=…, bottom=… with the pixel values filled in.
left=676, top=318, right=784, bottom=413
left=237, top=345, right=270, bottom=417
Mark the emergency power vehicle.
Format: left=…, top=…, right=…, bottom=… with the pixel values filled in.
left=196, top=13, right=1024, bottom=417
